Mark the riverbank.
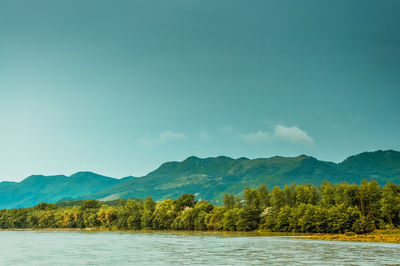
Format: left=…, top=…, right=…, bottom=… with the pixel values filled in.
left=2, top=228, right=400, bottom=243
left=1, top=228, right=306, bottom=237
left=296, top=229, right=400, bottom=243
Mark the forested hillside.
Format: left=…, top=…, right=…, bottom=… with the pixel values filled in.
left=1, top=180, right=399, bottom=233
left=0, top=172, right=128, bottom=209
left=91, top=150, right=400, bottom=204
left=1, top=150, right=400, bottom=208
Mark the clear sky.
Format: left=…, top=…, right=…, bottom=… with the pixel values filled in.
left=1, top=0, right=399, bottom=181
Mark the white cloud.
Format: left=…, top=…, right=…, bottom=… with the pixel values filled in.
left=240, top=125, right=314, bottom=146
left=274, top=125, right=314, bottom=145
left=198, top=129, right=211, bottom=140
left=137, top=131, right=186, bottom=146
left=157, top=131, right=186, bottom=142
left=241, top=130, right=272, bottom=144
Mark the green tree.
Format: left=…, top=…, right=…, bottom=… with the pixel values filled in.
left=258, top=184, right=271, bottom=209
left=222, top=208, right=240, bottom=231
left=205, top=207, right=226, bottom=230
left=275, top=206, right=294, bottom=232
left=321, top=181, right=336, bottom=206
left=81, top=199, right=102, bottom=211
left=141, top=196, right=156, bottom=229
left=193, top=201, right=214, bottom=231
left=358, top=180, right=381, bottom=228
left=236, top=207, right=260, bottom=231
left=223, top=193, right=235, bottom=209
left=174, top=194, right=196, bottom=213
left=152, top=199, right=176, bottom=230
left=381, top=183, right=400, bottom=227
left=295, top=184, right=319, bottom=205
left=97, top=207, right=118, bottom=229
left=271, top=186, right=285, bottom=210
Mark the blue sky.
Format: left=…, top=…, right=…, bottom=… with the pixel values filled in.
left=1, top=0, right=399, bottom=181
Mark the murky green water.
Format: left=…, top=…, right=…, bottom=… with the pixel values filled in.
left=0, top=231, right=399, bottom=265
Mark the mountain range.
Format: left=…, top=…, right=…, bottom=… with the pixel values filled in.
left=1, top=150, right=399, bottom=209
left=0, top=172, right=134, bottom=209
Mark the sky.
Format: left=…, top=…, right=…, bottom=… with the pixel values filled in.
left=1, top=0, right=399, bottom=181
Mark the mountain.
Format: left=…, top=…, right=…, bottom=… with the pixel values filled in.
left=1, top=150, right=400, bottom=208
left=90, top=150, right=400, bottom=204
left=338, top=150, right=400, bottom=184
left=0, top=172, right=126, bottom=209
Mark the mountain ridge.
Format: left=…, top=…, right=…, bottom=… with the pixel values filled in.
left=89, top=150, right=400, bottom=204
left=0, top=171, right=129, bottom=209
left=1, top=150, right=399, bottom=208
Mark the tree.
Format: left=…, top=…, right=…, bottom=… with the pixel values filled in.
left=358, top=180, right=381, bottom=228
left=271, top=186, right=285, bottom=210
left=223, top=193, right=235, bottom=209
left=222, top=208, right=240, bottom=231
left=81, top=199, right=102, bottom=211
left=381, top=183, right=400, bottom=227
left=118, top=199, right=142, bottom=230
left=236, top=207, right=260, bottom=231
left=205, top=207, right=225, bottom=231
left=34, top=202, right=57, bottom=211
left=321, top=181, right=336, bottom=206
left=258, top=184, right=271, bottom=209
left=244, top=187, right=260, bottom=209
left=172, top=207, right=197, bottom=230
left=97, top=207, right=118, bottom=229
left=174, top=194, right=196, bottom=213
left=194, top=201, right=213, bottom=230
left=152, top=199, right=176, bottom=230
left=141, top=196, right=156, bottom=229
left=295, top=184, right=319, bottom=205
left=275, top=206, right=294, bottom=232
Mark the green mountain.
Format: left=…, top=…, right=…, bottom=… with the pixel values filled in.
left=338, top=150, right=400, bottom=184
left=90, top=150, right=400, bottom=204
left=1, top=150, right=400, bottom=208
left=0, top=172, right=126, bottom=209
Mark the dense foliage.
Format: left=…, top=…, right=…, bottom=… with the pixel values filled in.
left=1, top=180, right=400, bottom=233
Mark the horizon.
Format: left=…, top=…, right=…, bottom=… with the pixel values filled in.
left=1, top=0, right=399, bottom=181
left=2, top=148, right=397, bottom=182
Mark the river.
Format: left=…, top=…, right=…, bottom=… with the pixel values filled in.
left=0, top=231, right=399, bottom=265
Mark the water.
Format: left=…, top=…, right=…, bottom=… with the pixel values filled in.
left=0, top=231, right=399, bottom=265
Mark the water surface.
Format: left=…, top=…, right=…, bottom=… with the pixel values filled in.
left=0, top=231, right=399, bottom=265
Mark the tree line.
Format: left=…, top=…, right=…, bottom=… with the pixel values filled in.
left=1, top=180, right=399, bottom=233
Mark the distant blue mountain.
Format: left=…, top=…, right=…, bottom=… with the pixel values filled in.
left=0, top=172, right=129, bottom=209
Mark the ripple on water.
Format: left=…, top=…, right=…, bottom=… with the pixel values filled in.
left=0, top=231, right=399, bottom=265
